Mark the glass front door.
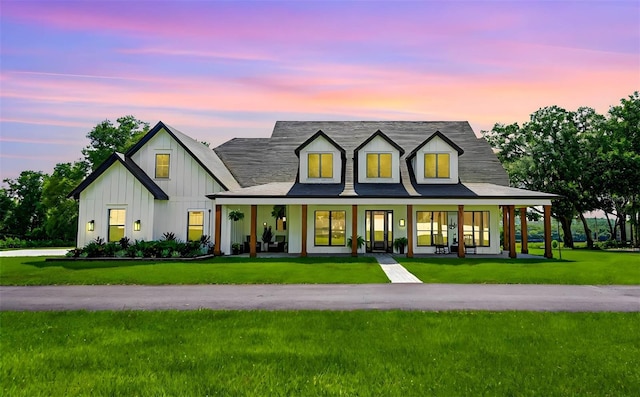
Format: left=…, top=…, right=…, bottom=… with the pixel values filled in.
left=365, top=210, right=393, bottom=253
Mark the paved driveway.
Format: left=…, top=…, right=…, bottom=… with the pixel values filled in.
left=1, top=284, right=638, bottom=312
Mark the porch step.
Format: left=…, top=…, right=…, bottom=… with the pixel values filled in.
left=373, top=254, right=422, bottom=284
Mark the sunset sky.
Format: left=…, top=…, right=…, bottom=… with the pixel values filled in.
left=1, top=0, right=638, bottom=180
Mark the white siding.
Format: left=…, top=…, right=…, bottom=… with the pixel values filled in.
left=77, top=162, right=155, bottom=247
left=298, top=136, right=342, bottom=184
left=357, top=135, right=401, bottom=184
left=414, top=135, right=459, bottom=184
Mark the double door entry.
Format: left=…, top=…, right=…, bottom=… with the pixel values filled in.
left=365, top=210, right=393, bottom=253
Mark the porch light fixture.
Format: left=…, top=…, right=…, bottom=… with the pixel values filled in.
left=399, top=219, right=405, bottom=227
left=134, top=220, right=141, bottom=231
left=448, top=219, right=457, bottom=230
left=87, top=220, right=95, bottom=232
left=282, top=216, right=286, bottom=223
left=263, top=222, right=267, bottom=227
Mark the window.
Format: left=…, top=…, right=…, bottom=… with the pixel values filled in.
left=366, top=153, right=392, bottom=178
left=155, top=154, right=170, bottom=178
left=463, top=211, right=490, bottom=247
left=424, top=153, right=450, bottom=178
left=188, top=211, right=204, bottom=241
left=416, top=211, right=448, bottom=246
left=108, top=209, right=126, bottom=242
left=308, top=153, right=333, bottom=178
left=314, top=210, right=345, bottom=246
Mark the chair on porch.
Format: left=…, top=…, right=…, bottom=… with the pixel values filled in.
left=434, top=234, right=448, bottom=254
left=268, top=235, right=286, bottom=252
left=464, top=235, right=476, bottom=254
left=243, top=235, right=261, bottom=253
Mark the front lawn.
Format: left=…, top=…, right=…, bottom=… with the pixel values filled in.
left=398, top=248, right=640, bottom=284
left=0, top=256, right=387, bottom=285
left=1, top=310, right=638, bottom=396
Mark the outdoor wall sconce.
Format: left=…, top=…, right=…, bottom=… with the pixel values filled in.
left=399, top=219, right=405, bottom=227
left=263, top=222, right=267, bottom=227
left=134, top=220, right=141, bottom=231
left=87, top=220, right=95, bottom=232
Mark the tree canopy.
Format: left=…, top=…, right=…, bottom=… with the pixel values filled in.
left=82, top=115, right=149, bottom=170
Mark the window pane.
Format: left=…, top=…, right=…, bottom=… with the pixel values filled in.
left=437, top=153, right=450, bottom=178
left=320, top=153, right=333, bottom=178
left=155, top=154, right=170, bottom=178
left=433, top=211, right=448, bottom=245
left=481, top=212, right=490, bottom=246
left=367, top=153, right=379, bottom=178
left=424, top=154, right=436, bottom=178
left=417, top=231, right=431, bottom=246
left=109, top=226, right=125, bottom=242
left=108, top=209, right=125, bottom=242
left=315, top=211, right=329, bottom=245
left=416, top=211, right=432, bottom=230
left=188, top=211, right=204, bottom=241
left=379, top=153, right=392, bottom=178
left=308, top=154, right=320, bottom=178
left=331, top=211, right=346, bottom=246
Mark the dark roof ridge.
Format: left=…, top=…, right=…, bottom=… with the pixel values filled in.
left=406, top=130, right=464, bottom=159
left=353, top=129, right=405, bottom=156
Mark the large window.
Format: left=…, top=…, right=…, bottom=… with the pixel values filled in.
left=308, top=153, right=333, bottom=178
left=155, top=154, right=170, bottom=178
left=463, top=211, right=490, bottom=247
left=416, top=211, right=448, bottom=246
left=424, top=153, right=450, bottom=178
left=314, top=210, right=346, bottom=246
left=366, top=153, right=392, bottom=178
left=108, top=209, right=126, bottom=242
left=188, top=211, right=204, bottom=241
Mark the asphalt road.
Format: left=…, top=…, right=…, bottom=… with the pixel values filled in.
left=1, top=284, right=639, bottom=312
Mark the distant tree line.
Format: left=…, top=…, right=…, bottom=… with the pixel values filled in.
left=483, top=92, right=639, bottom=248
left=0, top=116, right=149, bottom=244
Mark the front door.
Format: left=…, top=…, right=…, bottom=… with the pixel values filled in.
left=365, top=210, right=393, bottom=253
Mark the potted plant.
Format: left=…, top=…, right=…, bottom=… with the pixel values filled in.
left=346, top=235, right=365, bottom=251
left=262, top=225, right=273, bottom=251
left=231, top=243, right=242, bottom=255
left=228, top=209, right=245, bottom=251
left=393, top=237, right=408, bottom=254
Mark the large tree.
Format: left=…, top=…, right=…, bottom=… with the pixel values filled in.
left=42, top=161, right=89, bottom=242
left=2, top=171, right=46, bottom=238
left=483, top=106, right=602, bottom=248
left=82, top=115, right=149, bottom=170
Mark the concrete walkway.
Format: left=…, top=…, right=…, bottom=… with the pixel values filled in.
left=0, top=248, right=70, bottom=257
left=2, top=284, right=638, bottom=312
left=373, top=254, right=422, bottom=283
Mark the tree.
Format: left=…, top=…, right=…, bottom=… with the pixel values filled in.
left=42, top=161, right=89, bottom=242
left=0, top=187, right=16, bottom=237
left=483, top=106, right=602, bottom=248
left=82, top=115, right=149, bottom=170
left=2, top=171, right=46, bottom=238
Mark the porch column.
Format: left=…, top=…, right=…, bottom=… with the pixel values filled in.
left=249, top=205, right=257, bottom=258
left=301, top=205, right=308, bottom=257
left=520, top=208, right=529, bottom=254
left=214, top=204, right=222, bottom=256
left=544, top=205, right=553, bottom=259
left=351, top=205, right=358, bottom=257
left=509, top=205, right=517, bottom=259
left=406, top=205, right=413, bottom=258
left=502, top=206, right=510, bottom=252
left=458, top=205, right=465, bottom=258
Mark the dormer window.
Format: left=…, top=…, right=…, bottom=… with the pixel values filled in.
left=308, top=153, right=333, bottom=179
left=424, top=153, right=450, bottom=179
left=366, top=153, right=392, bottom=178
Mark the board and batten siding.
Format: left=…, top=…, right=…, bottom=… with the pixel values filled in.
left=357, top=135, right=401, bottom=184
left=128, top=128, right=224, bottom=242
left=298, top=136, right=342, bottom=184
left=411, top=135, right=460, bottom=184
left=77, top=162, right=155, bottom=247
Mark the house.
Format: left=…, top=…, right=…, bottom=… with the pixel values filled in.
left=70, top=120, right=557, bottom=258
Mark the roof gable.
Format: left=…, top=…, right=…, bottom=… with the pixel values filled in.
left=68, top=153, right=168, bottom=200
left=294, top=129, right=346, bottom=157
left=126, top=121, right=239, bottom=190
left=354, top=129, right=405, bottom=156
left=406, top=130, right=464, bottom=160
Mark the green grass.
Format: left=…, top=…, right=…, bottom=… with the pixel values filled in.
left=1, top=310, right=638, bottom=396
left=398, top=248, right=640, bottom=284
left=0, top=256, right=388, bottom=285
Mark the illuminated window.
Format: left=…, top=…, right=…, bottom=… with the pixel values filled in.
left=424, top=153, right=450, bottom=178
left=308, top=153, right=333, bottom=178
left=155, top=154, right=170, bottom=178
left=108, top=209, right=126, bottom=242
left=188, top=211, right=204, bottom=241
left=416, top=211, right=448, bottom=246
left=314, top=210, right=346, bottom=246
left=463, top=211, right=490, bottom=247
left=366, top=153, right=392, bottom=178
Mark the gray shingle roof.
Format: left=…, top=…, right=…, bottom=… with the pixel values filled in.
left=213, top=121, right=511, bottom=196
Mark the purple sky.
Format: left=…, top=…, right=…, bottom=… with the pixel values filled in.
left=1, top=0, right=638, bottom=180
